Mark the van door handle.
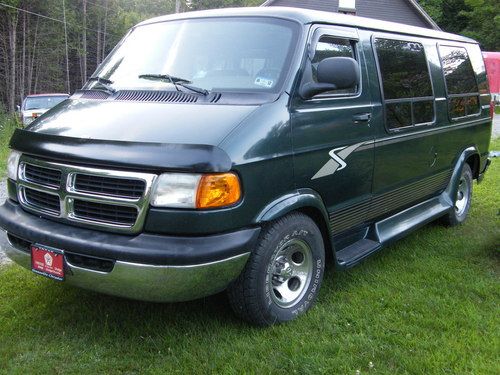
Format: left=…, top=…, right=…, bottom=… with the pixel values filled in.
left=352, top=113, right=371, bottom=123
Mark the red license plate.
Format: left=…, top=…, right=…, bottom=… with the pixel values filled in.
left=31, top=244, right=65, bottom=281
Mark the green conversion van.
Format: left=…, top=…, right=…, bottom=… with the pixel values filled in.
left=0, top=7, right=493, bottom=326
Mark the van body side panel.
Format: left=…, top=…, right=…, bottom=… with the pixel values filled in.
left=290, top=25, right=375, bottom=236
left=365, top=31, right=452, bottom=221
left=435, top=118, right=491, bottom=180
left=435, top=43, right=492, bottom=174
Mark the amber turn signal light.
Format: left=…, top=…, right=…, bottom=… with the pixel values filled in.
left=196, top=173, right=241, bottom=209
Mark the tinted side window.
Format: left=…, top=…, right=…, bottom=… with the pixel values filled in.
left=374, top=38, right=434, bottom=130
left=375, top=39, right=433, bottom=99
left=439, top=46, right=478, bottom=94
left=312, top=37, right=357, bottom=95
left=438, top=45, right=480, bottom=118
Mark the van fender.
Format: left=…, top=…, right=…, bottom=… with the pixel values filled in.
left=254, top=189, right=334, bottom=255
left=442, top=146, right=479, bottom=207
left=255, top=188, right=330, bottom=225
left=255, top=189, right=335, bottom=253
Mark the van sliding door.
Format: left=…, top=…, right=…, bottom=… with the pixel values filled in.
left=367, top=32, right=449, bottom=221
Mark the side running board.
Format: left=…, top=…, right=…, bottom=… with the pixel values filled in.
left=336, top=239, right=381, bottom=268
left=335, top=193, right=452, bottom=269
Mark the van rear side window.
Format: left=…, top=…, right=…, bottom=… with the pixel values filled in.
left=374, top=38, right=434, bottom=130
left=438, top=45, right=480, bottom=119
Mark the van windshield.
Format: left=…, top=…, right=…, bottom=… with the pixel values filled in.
left=87, top=17, right=299, bottom=94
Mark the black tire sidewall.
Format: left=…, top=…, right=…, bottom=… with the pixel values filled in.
left=257, top=215, right=325, bottom=324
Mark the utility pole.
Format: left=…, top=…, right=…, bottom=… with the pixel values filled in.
left=62, top=0, right=71, bottom=93
left=175, top=0, right=181, bottom=13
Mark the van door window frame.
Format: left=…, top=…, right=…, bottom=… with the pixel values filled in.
left=371, top=33, right=437, bottom=133
left=298, top=25, right=363, bottom=101
left=436, top=42, right=481, bottom=122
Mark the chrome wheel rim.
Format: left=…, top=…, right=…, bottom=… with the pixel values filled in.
left=269, top=238, right=313, bottom=308
left=454, top=176, right=470, bottom=216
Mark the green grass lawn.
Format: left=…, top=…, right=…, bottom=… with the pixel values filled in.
left=0, top=133, right=498, bottom=374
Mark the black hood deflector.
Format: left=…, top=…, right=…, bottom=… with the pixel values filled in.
left=10, top=129, right=232, bottom=173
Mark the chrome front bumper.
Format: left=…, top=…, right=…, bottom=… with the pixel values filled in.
left=1, top=230, right=249, bottom=302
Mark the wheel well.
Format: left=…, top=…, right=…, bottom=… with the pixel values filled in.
left=296, top=206, right=334, bottom=263
left=465, top=154, right=480, bottom=179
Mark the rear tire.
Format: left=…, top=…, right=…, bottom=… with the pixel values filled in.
left=441, top=163, right=473, bottom=226
left=227, top=212, right=325, bottom=326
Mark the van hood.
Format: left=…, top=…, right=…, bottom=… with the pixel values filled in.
left=27, top=99, right=258, bottom=145
left=11, top=99, right=260, bottom=173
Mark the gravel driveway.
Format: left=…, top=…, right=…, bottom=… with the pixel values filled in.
left=0, top=179, right=10, bottom=265
left=493, top=113, right=500, bottom=138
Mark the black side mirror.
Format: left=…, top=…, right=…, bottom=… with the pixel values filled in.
left=300, top=57, right=360, bottom=99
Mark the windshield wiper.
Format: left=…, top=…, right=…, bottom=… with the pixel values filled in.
left=87, top=76, right=116, bottom=94
left=138, top=74, right=209, bottom=96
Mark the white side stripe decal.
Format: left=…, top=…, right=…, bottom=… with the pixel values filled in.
left=311, top=142, right=365, bottom=180
left=328, top=147, right=348, bottom=171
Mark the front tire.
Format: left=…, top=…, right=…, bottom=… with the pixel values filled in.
left=228, top=212, right=325, bottom=326
left=442, top=163, right=473, bottom=226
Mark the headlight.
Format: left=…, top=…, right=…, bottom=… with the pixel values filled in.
left=151, top=173, right=201, bottom=208
left=7, top=150, right=21, bottom=181
left=151, top=172, right=241, bottom=209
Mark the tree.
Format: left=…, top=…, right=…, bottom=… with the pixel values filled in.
left=1, top=0, right=20, bottom=112
left=0, top=0, right=497, bottom=113
left=187, top=0, right=261, bottom=10
left=420, top=0, right=500, bottom=50
left=461, top=0, right=500, bottom=50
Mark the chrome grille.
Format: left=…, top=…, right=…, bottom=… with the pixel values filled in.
left=17, top=156, right=157, bottom=233
left=74, top=174, right=145, bottom=199
left=23, top=163, right=62, bottom=188
left=23, top=187, right=60, bottom=214
left=73, top=199, right=138, bottom=226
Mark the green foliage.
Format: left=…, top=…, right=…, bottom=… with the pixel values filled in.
left=1, top=0, right=21, bottom=16
left=0, top=137, right=498, bottom=373
left=187, top=0, right=262, bottom=10
left=460, top=0, right=500, bottom=51
left=420, top=0, right=500, bottom=50
left=0, top=0, right=268, bottom=112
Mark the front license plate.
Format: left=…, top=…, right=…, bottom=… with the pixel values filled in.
left=31, top=244, right=65, bottom=281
